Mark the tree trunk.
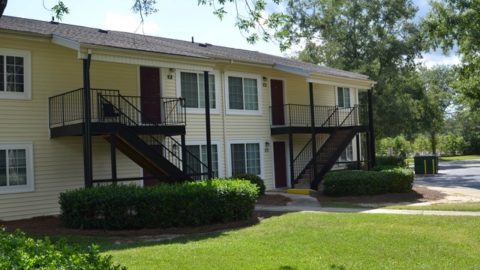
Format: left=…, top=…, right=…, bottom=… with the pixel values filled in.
left=0, top=0, right=7, bottom=18
left=430, top=131, right=437, bottom=155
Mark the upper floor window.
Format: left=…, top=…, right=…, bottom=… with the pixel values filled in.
left=226, top=72, right=261, bottom=114
left=178, top=71, right=216, bottom=111
left=0, top=49, right=31, bottom=100
left=0, top=144, right=34, bottom=194
left=337, top=87, right=351, bottom=108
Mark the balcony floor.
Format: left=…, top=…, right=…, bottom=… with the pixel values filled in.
left=271, top=125, right=368, bottom=135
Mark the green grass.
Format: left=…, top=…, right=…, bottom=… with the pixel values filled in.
left=385, top=202, right=480, bottom=211
left=440, top=155, right=480, bottom=161
left=85, top=213, right=480, bottom=270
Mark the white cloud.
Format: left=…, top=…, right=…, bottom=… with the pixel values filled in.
left=416, top=51, right=461, bottom=68
left=102, top=12, right=160, bottom=35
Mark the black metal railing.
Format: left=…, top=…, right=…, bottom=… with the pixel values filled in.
left=48, top=88, right=186, bottom=128
left=98, top=95, right=208, bottom=180
left=292, top=135, right=329, bottom=182
left=269, top=104, right=368, bottom=128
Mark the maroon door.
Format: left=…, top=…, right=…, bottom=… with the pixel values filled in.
left=140, top=67, right=162, bottom=124
left=273, top=141, right=287, bottom=188
left=270, top=79, right=285, bottom=125
left=140, top=67, right=162, bottom=186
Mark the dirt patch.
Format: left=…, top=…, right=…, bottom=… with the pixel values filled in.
left=317, top=186, right=446, bottom=204
left=0, top=214, right=261, bottom=238
left=256, top=194, right=291, bottom=206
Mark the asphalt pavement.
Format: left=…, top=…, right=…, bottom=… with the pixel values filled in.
left=415, top=159, right=480, bottom=189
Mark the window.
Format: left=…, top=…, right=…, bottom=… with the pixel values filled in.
left=0, top=144, right=34, bottom=194
left=230, top=143, right=261, bottom=176
left=227, top=74, right=260, bottom=113
left=179, top=71, right=216, bottom=110
left=185, top=144, right=219, bottom=179
left=337, top=87, right=351, bottom=108
left=339, top=143, right=353, bottom=161
left=0, top=49, right=31, bottom=99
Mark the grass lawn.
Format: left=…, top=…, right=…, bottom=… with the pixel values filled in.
left=84, top=212, right=480, bottom=270
left=440, top=155, right=480, bottom=161
left=385, top=202, right=480, bottom=211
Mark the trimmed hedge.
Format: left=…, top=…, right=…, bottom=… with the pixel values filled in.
left=231, top=173, right=266, bottom=195
left=323, top=167, right=414, bottom=196
left=59, top=179, right=259, bottom=230
left=376, top=156, right=407, bottom=167
left=0, top=230, right=125, bottom=270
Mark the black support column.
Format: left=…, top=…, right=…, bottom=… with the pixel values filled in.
left=356, top=134, right=361, bottom=169
left=367, top=89, right=376, bottom=168
left=309, top=82, right=317, bottom=185
left=82, top=53, right=93, bottom=188
left=204, top=71, right=213, bottom=179
left=181, top=134, right=187, bottom=173
left=110, top=134, right=117, bottom=184
left=288, top=131, right=294, bottom=187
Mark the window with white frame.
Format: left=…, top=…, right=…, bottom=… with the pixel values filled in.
left=0, top=144, right=34, bottom=194
left=337, top=87, right=351, bottom=108
left=227, top=75, right=259, bottom=111
left=179, top=71, right=216, bottom=109
left=339, top=143, right=354, bottom=161
left=230, top=143, right=261, bottom=176
left=186, top=144, right=219, bottom=178
left=0, top=49, right=31, bottom=99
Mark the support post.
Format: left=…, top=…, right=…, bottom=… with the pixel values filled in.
left=110, top=134, right=117, bottom=184
left=82, top=53, right=93, bottom=188
left=181, top=134, right=187, bottom=173
left=367, top=89, right=376, bottom=168
left=309, top=82, right=317, bottom=183
left=288, top=131, right=294, bottom=187
left=356, top=134, right=361, bottom=169
left=366, top=131, right=371, bottom=169
left=204, top=71, right=213, bottom=179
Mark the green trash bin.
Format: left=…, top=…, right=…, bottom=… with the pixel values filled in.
left=414, top=155, right=438, bottom=175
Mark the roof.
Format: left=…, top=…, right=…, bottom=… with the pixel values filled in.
left=0, top=15, right=371, bottom=81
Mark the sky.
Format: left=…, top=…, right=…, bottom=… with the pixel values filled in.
left=4, top=0, right=459, bottom=68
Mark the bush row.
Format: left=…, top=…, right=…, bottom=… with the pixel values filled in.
left=375, top=156, right=407, bottom=167
left=323, top=167, right=414, bottom=196
left=232, top=173, right=266, bottom=195
left=59, top=179, right=259, bottom=230
left=0, top=230, right=125, bottom=270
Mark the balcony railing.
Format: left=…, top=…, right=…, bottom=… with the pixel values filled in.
left=48, top=88, right=186, bottom=128
left=270, top=104, right=368, bottom=128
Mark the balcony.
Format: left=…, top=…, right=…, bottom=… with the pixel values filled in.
left=270, top=104, right=369, bottom=135
left=48, top=88, right=186, bottom=137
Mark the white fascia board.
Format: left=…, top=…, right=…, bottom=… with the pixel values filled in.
left=307, top=77, right=376, bottom=89
left=51, top=35, right=80, bottom=51
left=273, top=64, right=310, bottom=77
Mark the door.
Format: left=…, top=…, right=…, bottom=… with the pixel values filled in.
left=140, top=67, right=162, bottom=186
left=140, top=66, right=162, bottom=124
left=270, top=79, right=285, bottom=125
left=273, top=141, right=287, bottom=188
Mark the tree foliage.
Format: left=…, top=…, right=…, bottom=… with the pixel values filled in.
left=422, top=0, right=480, bottom=109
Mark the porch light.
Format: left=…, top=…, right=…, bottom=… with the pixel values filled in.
left=265, top=142, right=270, bottom=152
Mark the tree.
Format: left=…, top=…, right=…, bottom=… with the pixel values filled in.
left=422, top=0, right=480, bottom=109
left=283, top=0, right=424, bottom=137
left=418, top=66, right=455, bottom=154
left=0, top=0, right=6, bottom=17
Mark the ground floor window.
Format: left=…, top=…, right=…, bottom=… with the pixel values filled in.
left=185, top=144, right=219, bottom=179
left=339, top=143, right=354, bottom=161
left=0, top=144, right=33, bottom=194
left=230, top=143, right=261, bottom=176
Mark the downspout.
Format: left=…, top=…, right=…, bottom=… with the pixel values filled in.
left=82, top=51, right=93, bottom=187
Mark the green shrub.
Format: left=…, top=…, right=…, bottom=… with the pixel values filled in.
left=231, top=173, right=266, bottom=195
left=0, top=230, right=125, bottom=270
left=376, top=156, right=407, bottom=167
left=377, top=136, right=412, bottom=158
left=323, top=168, right=414, bottom=196
left=60, top=179, right=259, bottom=230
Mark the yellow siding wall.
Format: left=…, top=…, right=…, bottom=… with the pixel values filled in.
left=0, top=36, right=141, bottom=220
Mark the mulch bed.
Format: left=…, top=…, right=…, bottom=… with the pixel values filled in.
left=256, top=194, right=291, bottom=206
left=317, top=186, right=446, bottom=204
left=0, top=215, right=262, bottom=238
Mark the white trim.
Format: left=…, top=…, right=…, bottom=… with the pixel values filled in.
left=185, top=139, right=223, bottom=178
left=0, top=48, right=31, bottom=100
left=308, top=78, right=372, bottom=89
left=175, top=69, right=221, bottom=114
left=0, top=143, right=34, bottom=194
left=226, top=139, right=264, bottom=179
left=51, top=35, right=80, bottom=51
left=224, top=71, right=263, bottom=116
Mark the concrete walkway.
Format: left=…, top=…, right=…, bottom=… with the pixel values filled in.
left=256, top=192, right=480, bottom=217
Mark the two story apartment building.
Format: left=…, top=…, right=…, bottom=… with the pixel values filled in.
left=0, top=16, right=375, bottom=220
